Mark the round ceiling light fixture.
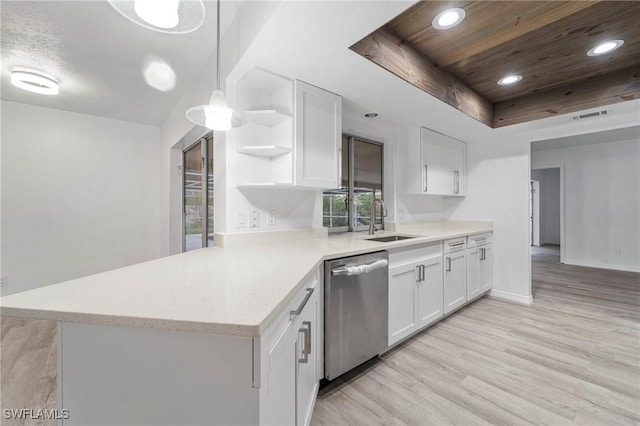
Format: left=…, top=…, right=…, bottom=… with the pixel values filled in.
left=143, top=58, right=177, bottom=92
left=10, top=69, right=59, bottom=95
left=497, top=74, right=523, bottom=86
left=432, top=8, right=466, bottom=30
left=587, top=40, right=624, bottom=56
left=108, top=0, right=205, bottom=34
left=364, top=112, right=378, bottom=118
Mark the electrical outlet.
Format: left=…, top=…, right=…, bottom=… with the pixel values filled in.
left=267, top=210, right=276, bottom=226
left=0, top=276, right=8, bottom=287
left=249, top=210, right=260, bottom=228
left=614, top=248, right=622, bottom=256
left=236, top=212, right=247, bottom=228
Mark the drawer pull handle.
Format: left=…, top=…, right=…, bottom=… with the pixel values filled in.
left=290, top=288, right=314, bottom=319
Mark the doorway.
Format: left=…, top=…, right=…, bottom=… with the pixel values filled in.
left=183, top=133, right=214, bottom=252
left=530, top=166, right=564, bottom=264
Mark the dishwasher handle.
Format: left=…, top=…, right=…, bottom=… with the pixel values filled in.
left=332, top=259, right=388, bottom=276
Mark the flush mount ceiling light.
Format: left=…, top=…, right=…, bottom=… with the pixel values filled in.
left=10, top=69, right=59, bottom=95
left=432, top=8, right=466, bottom=30
left=497, top=74, right=523, bottom=86
left=587, top=40, right=624, bottom=56
left=186, top=0, right=246, bottom=131
left=143, top=59, right=177, bottom=92
left=108, top=0, right=205, bottom=34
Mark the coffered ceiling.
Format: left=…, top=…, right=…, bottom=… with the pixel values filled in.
left=351, top=1, right=640, bottom=128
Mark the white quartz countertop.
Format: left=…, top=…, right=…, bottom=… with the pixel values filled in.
left=0, top=221, right=492, bottom=337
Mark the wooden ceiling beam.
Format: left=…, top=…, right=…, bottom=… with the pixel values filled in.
left=493, top=65, right=640, bottom=128
left=436, top=1, right=601, bottom=68
left=350, top=26, right=494, bottom=127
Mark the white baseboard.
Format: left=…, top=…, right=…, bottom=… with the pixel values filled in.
left=564, top=259, right=640, bottom=273
left=489, top=289, right=534, bottom=305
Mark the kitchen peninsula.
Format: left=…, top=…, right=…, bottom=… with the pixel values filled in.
left=1, top=221, right=492, bottom=425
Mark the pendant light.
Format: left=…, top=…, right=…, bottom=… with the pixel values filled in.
left=108, top=0, right=205, bottom=34
left=186, top=0, right=246, bottom=131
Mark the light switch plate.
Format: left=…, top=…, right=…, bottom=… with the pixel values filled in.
left=236, top=212, right=247, bottom=228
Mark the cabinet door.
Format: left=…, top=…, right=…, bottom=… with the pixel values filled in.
left=452, top=141, right=465, bottom=196
left=420, top=129, right=440, bottom=194
left=479, top=244, right=493, bottom=293
left=443, top=251, right=467, bottom=314
left=263, top=319, right=296, bottom=426
left=467, top=247, right=481, bottom=300
left=418, top=257, right=443, bottom=328
left=388, top=261, right=421, bottom=346
left=296, top=288, right=318, bottom=426
left=438, top=138, right=454, bottom=195
left=294, top=81, right=342, bottom=188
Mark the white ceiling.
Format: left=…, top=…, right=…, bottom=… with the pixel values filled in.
left=531, top=126, right=640, bottom=152
left=1, top=0, right=242, bottom=126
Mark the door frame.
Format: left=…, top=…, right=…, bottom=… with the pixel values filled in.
left=530, top=180, right=540, bottom=247
left=531, top=164, right=565, bottom=264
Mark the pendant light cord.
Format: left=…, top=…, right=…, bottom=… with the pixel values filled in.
left=216, top=0, right=221, bottom=91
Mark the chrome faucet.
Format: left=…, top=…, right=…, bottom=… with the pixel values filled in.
left=369, top=198, right=388, bottom=235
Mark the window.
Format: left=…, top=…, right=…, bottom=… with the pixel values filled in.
left=183, top=133, right=213, bottom=251
left=323, top=135, right=384, bottom=233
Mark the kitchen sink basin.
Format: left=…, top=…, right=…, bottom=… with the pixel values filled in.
left=365, top=235, right=417, bottom=243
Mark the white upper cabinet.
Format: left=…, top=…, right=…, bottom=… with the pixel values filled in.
left=294, top=80, right=342, bottom=189
left=234, top=68, right=341, bottom=189
left=399, top=127, right=467, bottom=196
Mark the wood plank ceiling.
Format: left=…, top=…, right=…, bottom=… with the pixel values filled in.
left=350, top=1, right=640, bottom=128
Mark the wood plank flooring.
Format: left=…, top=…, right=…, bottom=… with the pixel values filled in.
left=0, top=245, right=638, bottom=425
left=312, top=246, right=640, bottom=425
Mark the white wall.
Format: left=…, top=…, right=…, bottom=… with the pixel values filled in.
left=532, top=138, right=640, bottom=272
left=1, top=101, right=162, bottom=295
left=158, top=1, right=282, bottom=255
left=531, top=168, right=561, bottom=245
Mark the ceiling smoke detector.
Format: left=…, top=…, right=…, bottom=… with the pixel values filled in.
left=571, top=110, right=608, bottom=120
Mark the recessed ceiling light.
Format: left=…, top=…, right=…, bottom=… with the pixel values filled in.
left=497, top=75, right=523, bottom=86
left=10, top=69, right=59, bottom=95
left=143, top=59, right=177, bottom=92
left=587, top=40, right=624, bottom=56
left=364, top=112, right=378, bottom=118
left=432, top=8, right=466, bottom=30
left=108, top=0, right=205, bottom=34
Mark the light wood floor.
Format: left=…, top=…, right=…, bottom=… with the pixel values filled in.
left=1, top=246, right=638, bottom=425
left=312, top=245, right=640, bottom=425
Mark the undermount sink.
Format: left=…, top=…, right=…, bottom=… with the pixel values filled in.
left=365, top=235, right=417, bottom=243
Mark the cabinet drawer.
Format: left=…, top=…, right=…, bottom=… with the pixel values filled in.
left=267, top=269, right=319, bottom=352
left=467, top=233, right=492, bottom=247
left=443, top=238, right=466, bottom=253
left=389, top=242, right=442, bottom=266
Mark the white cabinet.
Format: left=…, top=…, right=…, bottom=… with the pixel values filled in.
left=399, top=127, right=466, bottom=196
left=294, top=80, right=342, bottom=189
left=443, top=238, right=467, bottom=314
left=263, top=271, right=320, bottom=426
left=234, top=68, right=341, bottom=189
left=467, top=233, right=493, bottom=300
left=388, top=244, right=443, bottom=346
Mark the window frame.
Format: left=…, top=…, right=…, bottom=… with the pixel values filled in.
left=324, top=133, right=384, bottom=234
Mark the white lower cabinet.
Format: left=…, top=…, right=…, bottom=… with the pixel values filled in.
left=467, top=246, right=481, bottom=300
left=443, top=238, right=468, bottom=315
left=467, top=233, right=493, bottom=300
left=262, top=270, right=320, bottom=426
left=479, top=243, right=493, bottom=293
left=388, top=244, right=443, bottom=346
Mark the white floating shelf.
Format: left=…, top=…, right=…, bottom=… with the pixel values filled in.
left=238, top=145, right=292, bottom=157
left=244, top=109, right=291, bottom=127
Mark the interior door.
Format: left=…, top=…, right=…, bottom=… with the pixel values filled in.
left=183, top=135, right=213, bottom=251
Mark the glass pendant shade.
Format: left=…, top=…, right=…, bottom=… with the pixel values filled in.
left=186, top=90, right=246, bottom=131
left=108, top=0, right=204, bottom=34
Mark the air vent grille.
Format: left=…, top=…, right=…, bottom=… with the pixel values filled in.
left=572, top=110, right=608, bottom=120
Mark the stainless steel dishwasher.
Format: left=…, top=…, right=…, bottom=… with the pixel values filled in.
left=324, top=251, right=388, bottom=380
